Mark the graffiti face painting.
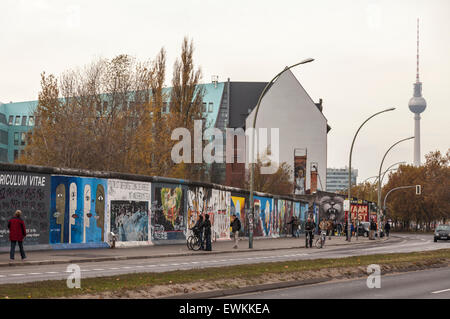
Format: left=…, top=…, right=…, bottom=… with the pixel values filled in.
left=318, top=195, right=344, bottom=223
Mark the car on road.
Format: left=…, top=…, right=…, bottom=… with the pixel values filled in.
left=434, top=224, right=450, bottom=242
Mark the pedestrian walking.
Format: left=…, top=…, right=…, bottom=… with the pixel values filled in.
left=203, top=214, right=212, bottom=251
left=8, top=210, right=27, bottom=261
left=230, top=214, right=241, bottom=249
left=384, top=221, right=391, bottom=237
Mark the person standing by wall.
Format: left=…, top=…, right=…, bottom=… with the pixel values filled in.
left=304, top=217, right=316, bottom=248
left=204, top=214, right=212, bottom=251
left=230, top=214, right=241, bottom=249
left=193, top=215, right=204, bottom=250
left=8, top=210, right=27, bottom=261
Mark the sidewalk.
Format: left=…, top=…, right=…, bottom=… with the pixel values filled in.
left=0, top=235, right=388, bottom=268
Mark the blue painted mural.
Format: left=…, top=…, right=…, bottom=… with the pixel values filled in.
left=50, top=176, right=107, bottom=244
left=254, top=196, right=272, bottom=237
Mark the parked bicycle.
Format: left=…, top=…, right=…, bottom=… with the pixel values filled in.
left=315, top=230, right=327, bottom=248
left=186, top=227, right=203, bottom=251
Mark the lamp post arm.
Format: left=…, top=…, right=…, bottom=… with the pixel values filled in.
left=377, top=137, right=414, bottom=238
left=347, top=107, right=395, bottom=242
left=383, top=185, right=416, bottom=211
left=248, top=58, right=313, bottom=249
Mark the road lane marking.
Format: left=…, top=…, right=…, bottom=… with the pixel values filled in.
left=10, top=274, right=24, bottom=276
left=28, top=273, right=43, bottom=275
left=109, top=268, right=120, bottom=270
left=170, top=263, right=180, bottom=266
left=45, top=272, right=58, bottom=274
left=92, top=269, right=104, bottom=271
left=432, top=288, right=450, bottom=294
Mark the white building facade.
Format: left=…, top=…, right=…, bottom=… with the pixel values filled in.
left=245, top=69, right=329, bottom=193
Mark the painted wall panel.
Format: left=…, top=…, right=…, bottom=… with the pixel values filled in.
left=0, top=172, right=50, bottom=246
left=50, top=176, right=107, bottom=244
left=151, top=184, right=186, bottom=241
left=253, top=196, right=272, bottom=237
left=187, top=187, right=231, bottom=241
left=230, top=194, right=247, bottom=236
left=107, top=179, right=151, bottom=246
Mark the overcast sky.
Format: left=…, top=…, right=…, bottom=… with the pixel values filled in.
left=0, top=0, right=449, bottom=184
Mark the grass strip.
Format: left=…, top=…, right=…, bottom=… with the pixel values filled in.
left=1, top=248, right=449, bottom=299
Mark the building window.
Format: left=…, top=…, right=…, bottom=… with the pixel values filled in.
left=21, top=116, right=27, bottom=126
left=202, top=102, right=207, bottom=113
left=208, top=102, right=213, bottom=112
left=21, top=132, right=26, bottom=146
left=162, top=102, right=168, bottom=113
left=28, top=116, right=35, bottom=126
left=8, top=116, right=13, bottom=125
left=0, top=130, right=8, bottom=145
left=14, top=132, right=19, bottom=146
left=15, top=116, right=21, bottom=126
left=0, top=114, right=7, bottom=125
left=14, top=150, right=19, bottom=161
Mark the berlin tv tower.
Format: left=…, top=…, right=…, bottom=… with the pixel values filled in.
left=408, top=18, right=427, bottom=166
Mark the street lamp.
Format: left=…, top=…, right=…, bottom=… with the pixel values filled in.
left=347, top=107, right=395, bottom=242
left=380, top=161, right=407, bottom=186
left=248, top=58, right=314, bottom=249
left=376, top=137, right=414, bottom=238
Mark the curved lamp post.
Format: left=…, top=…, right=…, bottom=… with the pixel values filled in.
left=377, top=137, right=414, bottom=238
left=248, top=58, right=314, bottom=249
left=347, top=107, right=395, bottom=242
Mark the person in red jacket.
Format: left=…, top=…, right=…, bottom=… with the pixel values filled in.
left=8, top=210, right=27, bottom=261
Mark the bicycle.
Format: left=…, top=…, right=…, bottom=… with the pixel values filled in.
left=186, top=228, right=203, bottom=251
left=315, top=230, right=327, bottom=248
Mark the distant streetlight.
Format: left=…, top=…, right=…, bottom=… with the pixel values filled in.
left=377, top=138, right=414, bottom=238
left=347, top=107, right=396, bottom=242
left=248, top=58, right=314, bottom=249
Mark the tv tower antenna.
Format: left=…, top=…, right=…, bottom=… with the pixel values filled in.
left=408, top=18, right=427, bottom=167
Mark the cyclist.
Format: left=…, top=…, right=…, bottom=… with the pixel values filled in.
left=304, top=217, right=316, bottom=248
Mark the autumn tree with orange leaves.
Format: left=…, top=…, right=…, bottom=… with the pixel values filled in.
left=19, top=37, right=209, bottom=181
left=383, top=149, right=450, bottom=231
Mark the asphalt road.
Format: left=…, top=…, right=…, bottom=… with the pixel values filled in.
left=0, top=233, right=448, bottom=285
left=222, top=266, right=450, bottom=299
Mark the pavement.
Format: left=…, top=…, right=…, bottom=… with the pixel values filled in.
left=0, top=234, right=383, bottom=268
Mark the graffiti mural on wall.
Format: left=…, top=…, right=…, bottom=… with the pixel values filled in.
left=187, top=187, right=231, bottom=241
left=253, top=196, right=272, bottom=237
left=50, top=176, right=107, bottom=244
left=230, top=195, right=247, bottom=236
left=211, top=189, right=231, bottom=241
left=152, top=185, right=185, bottom=241
left=108, top=180, right=151, bottom=243
left=0, top=172, right=50, bottom=246
left=294, top=152, right=307, bottom=195
left=314, top=191, right=345, bottom=224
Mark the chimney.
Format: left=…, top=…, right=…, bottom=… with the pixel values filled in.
left=310, top=162, right=318, bottom=193
left=315, top=98, right=323, bottom=112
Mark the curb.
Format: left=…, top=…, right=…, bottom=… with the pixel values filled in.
left=0, top=237, right=392, bottom=268
left=162, top=260, right=449, bottom=299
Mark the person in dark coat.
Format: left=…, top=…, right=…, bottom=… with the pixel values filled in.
left=384, top=221, right=391, bottom=237
left=203, top=214, right=212, bottom=251
left=230, top=214, right=241, bottom=249
left=304, top=217, right=316, bottom=248
left=193, top=215, right=204, bottom=249
left=8, top=210, right=27, bottom=261
left=287, top=216, right=299, bottom=237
